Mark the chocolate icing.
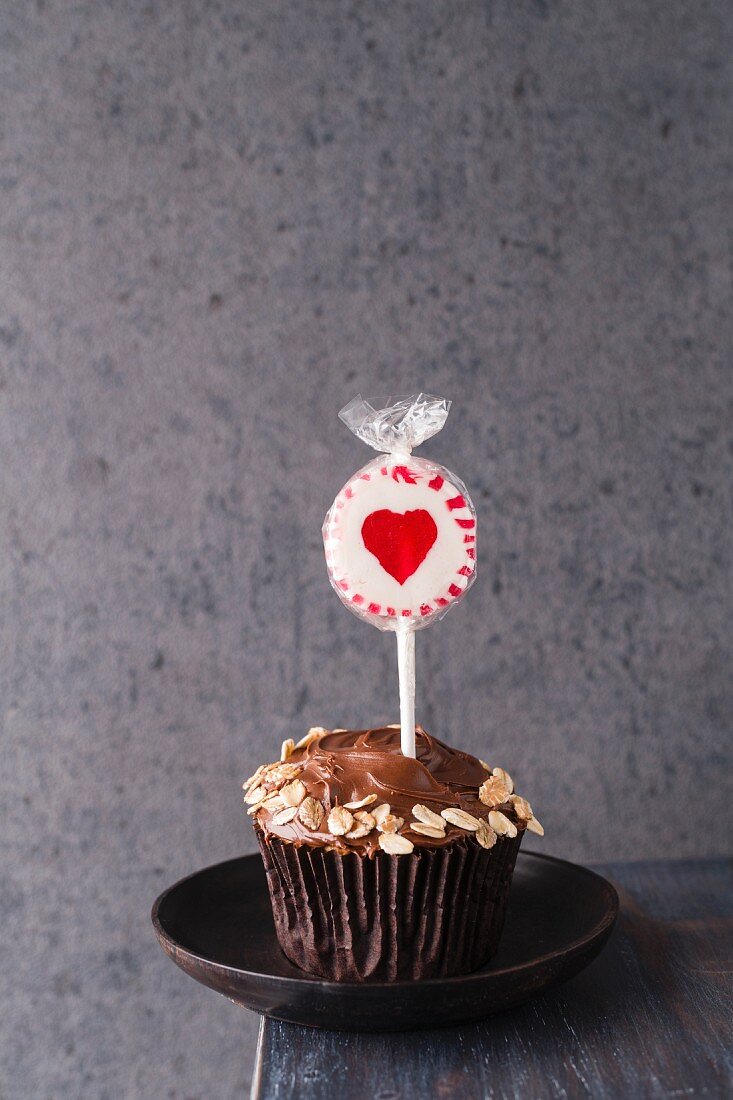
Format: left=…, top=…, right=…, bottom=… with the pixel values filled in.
left=254, top=725, right=525, bottom=856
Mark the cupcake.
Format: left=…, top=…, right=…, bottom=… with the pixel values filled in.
left=245, top=724, right=543, bottom=982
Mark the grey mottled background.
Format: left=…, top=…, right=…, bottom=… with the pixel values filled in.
left=1, top=1, right=732, bottom=1097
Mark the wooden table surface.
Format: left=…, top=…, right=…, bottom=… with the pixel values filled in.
left=250, top=858, right=732, bottom=1100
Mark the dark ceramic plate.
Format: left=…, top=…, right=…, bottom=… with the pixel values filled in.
left=152, top=852, right=618, bottom=1031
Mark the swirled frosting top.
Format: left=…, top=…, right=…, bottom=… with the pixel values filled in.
left=244, top=726, right=543, bottom=857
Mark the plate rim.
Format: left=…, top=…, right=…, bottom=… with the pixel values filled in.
left=152, top=850, right=619, bottom=991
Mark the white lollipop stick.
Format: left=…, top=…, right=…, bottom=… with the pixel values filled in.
left=396, top=622, right=416, bottom=758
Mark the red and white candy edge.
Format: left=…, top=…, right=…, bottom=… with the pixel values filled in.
left=322, top=395, right=478, bottom=758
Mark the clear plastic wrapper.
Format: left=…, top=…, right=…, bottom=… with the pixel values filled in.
left=338, top=393, right=451, bottom=455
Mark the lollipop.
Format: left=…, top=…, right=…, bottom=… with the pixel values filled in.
left=323, top=394, right=477, bottom=757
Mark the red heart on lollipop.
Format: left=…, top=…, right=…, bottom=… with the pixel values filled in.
left=361, top=509, right=438, bottom=585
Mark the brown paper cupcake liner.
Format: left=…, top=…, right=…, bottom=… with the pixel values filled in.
left=256, top=827, right=523, bottom=981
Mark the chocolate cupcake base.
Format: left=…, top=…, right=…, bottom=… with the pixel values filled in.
left=257, top=828, right=522, bottom=982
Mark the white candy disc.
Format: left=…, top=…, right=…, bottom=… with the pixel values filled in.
left=323, top=455, right=477, bottom=630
